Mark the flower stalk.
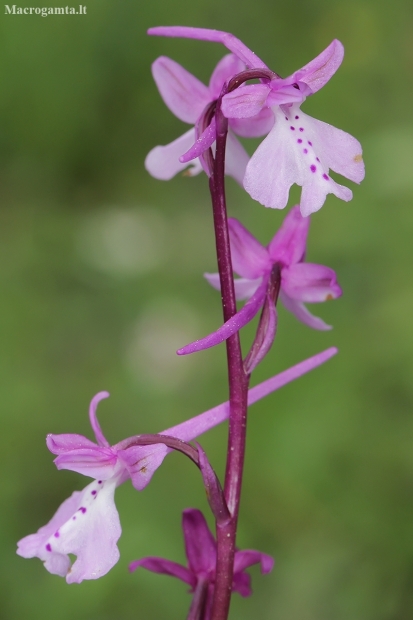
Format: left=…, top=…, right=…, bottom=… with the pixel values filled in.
left=208, top=88, right=249, bottom=620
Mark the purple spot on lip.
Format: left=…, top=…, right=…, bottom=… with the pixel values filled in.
left=299, top=127, right=304, bottom=132
left=303, top=149, right=308, bottom=154
left=79, top=507, right=87, bottom=514
left=290, top=126, right=295, bottom=131
left=316, top=157, right=320, bottom=162
left=323, top=173, right=329, bottom=180
left=91, top=490, right=97, bottom=496
left=297, top=139, right=302, bottom=144
left=295, top=115, right=299, bottom=119
left=310, top=165, right=317, bottom=173
left=72, top=516, right=76, bottom=520
left=285, top=116, right=288, bottom=120
left=54, top=531, right=60, bottom=538
left=98, top=481, right=102, bottom=484
left=308, top=141, right=312, bottom=146
left=46, top=543, right=52, bottom=552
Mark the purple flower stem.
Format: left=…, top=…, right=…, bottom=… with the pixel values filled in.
left=208, top=90, right=249, bottom=620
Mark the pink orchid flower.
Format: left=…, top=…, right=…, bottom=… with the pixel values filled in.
left=17, top=347, right=336, bottom=582
left=130, top=508, right=273, bottom=619
left=179, top=206, right=341, bottom=361
left=149, top=27, right=365, bottom=215
left=145, top=54, right=273, bottom=184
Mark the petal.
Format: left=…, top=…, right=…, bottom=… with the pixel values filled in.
left=53, top=447, right=119, bottom=480
left=148, top=27, right=268, bottom=70
left=222, top=84, right=270, bottom=119
left=46, top=433, right=98, bottom=454
left=266, top=83, right=305, bottom=106
left=89, top=391, right=110, bottom=447
left=177, top=279, right=267, bottom=355
left=292, top=39, right=344, bottom=94
left=232, top=571, right=252, bottom=597
left=308, top=116, right=365, bottom=183
left=203, top=272, right=262, bottom=301
left=282, top=263, right=342, bottom=302
left=233, top=277, right=263, bottom=300
left=229, top=107, right=274, bottom=138
left=152, top=56, right=210, bottom=123
left=145, top=129, right=203, bottom=180
left=280, top=290, right=332, bottom=330
left=299, top=172, right=352, bottom=217
left=209, top=54, right=246, bottom=99
left=116, top=444, right=169, bottom=491
left=224, top=131, right=250, bottom=185
left=268, top=205, right=310, bottom=266
left=244, top=105, right=357, bottom=214
left=244, top=111, right=301, bottom=210
left=228, top=218, right=270, bottom=278
left=17, top=478, right=121, bottom=583
left=129, top=557, right=195, bottom=587
left=183, top=509, right=216, bottom=575
left=234, top=549, right=274, bottom=574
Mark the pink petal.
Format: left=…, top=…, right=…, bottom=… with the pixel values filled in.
left=266, top=83, right=305, bottom=106
left=299, top=173, right=352, bottom=217
left=232, top=571, right=252, bottom=597
left=244, top=104, right=358, bottom=214
left=209, top=53, right=246, bottom=99
left=228, top=218, right=270, bottom=278
left=152, top=56, right=210, bottom=123
left=53, top=447, right=119, bottom=480
left=292, top=40, right=344, bottom=94
left=280, top=290, right=332, bottom=330
left=222, top=84, right=270, bottom=119
left=234, top=549, right=274, bottom=574
left=182, top=509, right=216, bottom=574
left=229, top=107, right=274, bottom=138
left=233, top=277, right=263, bottom=300
left=148, top=26, right=269, bottom=70
left=177, top=279, right=268, bottom=355
left=116, top=444, right=169, bottom=491
left=129, top=557, right=195, bottom=587
left=224, top=131, right=250, bottom=185
left=46, top=433, right=98, bottom=454
left=244, top=113, right=299, bottom=210
left=89, top=391, right=110, bottom=447
left=309, top=116, right=365, bottom=183
left=282, top=263, right=342, bottom=302
left=268, top=205, right=309, bottom=266
left=17, top=478, right=121, bottom=583
left=145, top=129, right=203, bottom=180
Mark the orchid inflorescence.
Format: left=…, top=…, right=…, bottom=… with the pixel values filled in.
left=17, top=26, right=363, bottom=620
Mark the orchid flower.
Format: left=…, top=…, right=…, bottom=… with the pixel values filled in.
left=149, top=27, right=365, bottom=215
left=145, top=54, right=274, bottom=184
left=16, top=347, right=336, bottom=583
left=130, top=508, right=273, bottom=619
left=178, top=206, right=341, bottom=359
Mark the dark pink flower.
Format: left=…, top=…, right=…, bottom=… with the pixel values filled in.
left=130, top=509, right=273, bottom=619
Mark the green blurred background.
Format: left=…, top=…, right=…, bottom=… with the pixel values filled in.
left=1, top=0, right=413, bottom=618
